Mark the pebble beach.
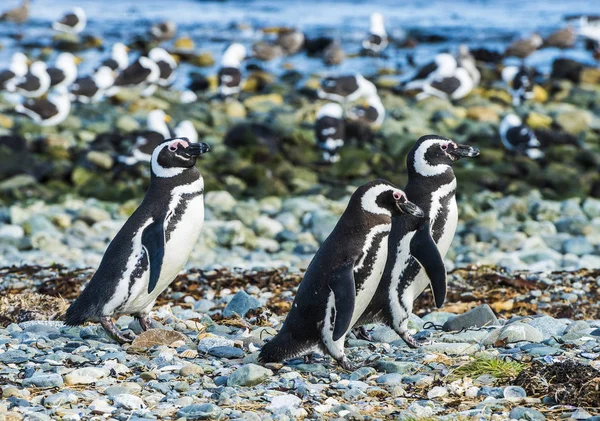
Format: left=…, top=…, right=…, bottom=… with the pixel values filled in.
left=0, top=0, right=600, bottom=420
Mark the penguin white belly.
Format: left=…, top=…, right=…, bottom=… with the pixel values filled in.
left=127, top=195, right=205, bottom=313
left=350, top=230, right=390, bottom=328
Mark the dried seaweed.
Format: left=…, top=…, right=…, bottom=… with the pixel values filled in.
left=514, top=360, right=600, bottom=407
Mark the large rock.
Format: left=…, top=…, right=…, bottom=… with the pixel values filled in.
left=223, top=290, right=261, bottom=318
left=177, top=403, right=223, bottom=420
left=227, top=363, right=273, bottom=387
left=65, top=367, right=109, bottom=385
left=484, top=322, right=543, bottom=345
left=22, top=373, right=64, bottom=389
left=131, top=329, right=188, bottom=349
left=443, top=304, right=499, bottom=332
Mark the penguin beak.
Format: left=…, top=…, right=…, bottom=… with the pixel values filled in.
left=185, top=142, right=211, bottom=156
left=448, top=143, right=480, bottom=160
left=397, top=200, right=424, bottom=217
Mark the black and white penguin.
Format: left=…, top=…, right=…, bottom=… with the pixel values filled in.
left=149, top=20, right=177, bottom=42
left=65, top=137, right=211, bottom=343
left=501, top=65, right=534, bottom=106
left=457, top=45, right=480, bottom=86
left=70, top=66, right=115, bottom=103
left=112, top=56, right=160, bottom=89
left=218, top=43, right=246, bottom=97
left=347, top=93, right=385, bottom=127
left=499, top=114, right=543, bottom=160
left=403, top=53, right=457, bottom=89
left=10, top=61, right=51, bottom=98
left=47, top=53, right=79, bottom=89
left=357, top=135, right=480, bottom=347
left=259, top=179, right=424, bottom=369
left=415, top=67, right=474, bottom=101
left=315, top=103, right=345, bottom=164
left=318, top=73, right=377, bottom=103
left=362, top=12, right=388, bottom=54
left=53, top=7, right=86, bottom=34
left=118, top=109, right=173, bottom=166
left=100, top=43, right=129, bottom=74
left=149, top=47, right=177, bottom=87
left=0, top=52, right=28, bottom=91
left=16, top=87, right=71, bottom=127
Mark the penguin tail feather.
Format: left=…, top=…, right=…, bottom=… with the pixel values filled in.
left=64, top=295, right=102, bottom=326
left=258, top=329, right=311, bottom=364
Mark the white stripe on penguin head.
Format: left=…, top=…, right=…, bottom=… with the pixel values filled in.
left=151, top=139, right=187, bottom=178
left=413, top=138, right=451, bottom=177
left=361, top=183, right=394, bottom=216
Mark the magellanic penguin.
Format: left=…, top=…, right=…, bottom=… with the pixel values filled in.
left=362, top=12, right=388, bottom=54
left=259, top=179, right=424, bottom=369
left=65, top=137, right=211, bottom=343
left=357, top=135, right=480, bottom=347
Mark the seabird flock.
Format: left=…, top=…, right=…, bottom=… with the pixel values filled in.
left=0, top=1, right=598, bottom=164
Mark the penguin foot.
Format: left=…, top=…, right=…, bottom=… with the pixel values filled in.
left=400, top=331, right=421, bottom=349
left=337, top=356, right=356, bottom=371
left=353, top=326, right=374, bottom=342
left=137, top=315, right=153, bottom=331
left=100, top=316, right=134, bottom=344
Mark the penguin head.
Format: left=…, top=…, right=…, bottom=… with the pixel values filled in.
left=151, top=137, right=210, bottom=178
left=358, top=179, right=423, bottom=217
left=408, top=135, right=480, bottom=177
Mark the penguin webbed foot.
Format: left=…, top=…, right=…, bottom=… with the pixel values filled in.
left=100, top=316, right=134, bottom=344
left=136, top=315, right=154, bottom=332
left=352, top=326, right=374, bottom=342
left=401, top=331, right=421, bottom=349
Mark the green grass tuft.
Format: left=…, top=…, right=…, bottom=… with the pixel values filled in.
left=448, top=356, right=525, bottom=381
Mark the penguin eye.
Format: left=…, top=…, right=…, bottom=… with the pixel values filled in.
left=393, top=191, right=404, bottom=201
left=168, top=145, right=178, bottom=152
left=441, top=144, right=448, bottom=151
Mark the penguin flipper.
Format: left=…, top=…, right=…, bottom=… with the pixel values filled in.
left=142, top=215, right=166, bottom=294
left=410, top=223, right=447, bottom=308
left=330, top=262, right=356, bottom=342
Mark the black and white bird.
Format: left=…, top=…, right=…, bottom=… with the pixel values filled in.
left=65, top=137, right=211, bottom=343
left=315, top=103, right=345, bottom=164
left=149, top=20, right=177, bottom=42
left=347, top=93, right=385, bottom=127
left=457, top=45, right=480, bottom=86
left=174, top=120, right=198, bottom=143
left=502, top=65, right=534, bottom=106
left=357, top=136, right=480, bottom=347
left=47, top=53, right=79, bottom=89
left=499, top=114, right=543, bottom=160
left=362, top=12, right=388, bottom=54
left=10, top=61, right=51, bottom=98
left=403, top=53, right=458, bottom=89
left=70, top=66, right=115, bottom=104
left=53, top=7, right=86, bottom=34
left=100, top=43, right=130, bottom=74
left=259, top=179, right=423, bottom=369
left=415, top=67, right=474, bottom=101
left=16, top=87, right=71, bottom=127
left=318, top=73, right=377, bottom=103
left=149, top=47, right=177, bottom=87
left=112, top=56, right=160, bottom=94
left=118, top=109, right=173, bottom=166
left=218, top=43, right=246, bottom=97
left=0, top=52, right=28, bottom=91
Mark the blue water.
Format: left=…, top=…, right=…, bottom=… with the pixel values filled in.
left=0, top=0, right=598, bottom=86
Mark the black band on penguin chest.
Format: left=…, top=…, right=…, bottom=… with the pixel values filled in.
left=431, top=192, right=454, bottom=242
left=165, top=189, right=203, bottom=242
left=353, top=229, right=389, bottom=292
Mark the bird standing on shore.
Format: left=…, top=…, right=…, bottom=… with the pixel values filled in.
left=65, top=138, right=211, bottom=343
left=363, top=12, right=388, bottom=54
left=218, top=43, right=246, bottom=97
left=505, top=33, right=543, bottom=60
left=0, top=53, right=28, bottom=91
left=10, top=61, right=51, bottom=98
left=502, top=65, right=534, bottom=106
left=499, top=114, right=543, bottom=160
left=53, top=7, right=87, bottom=35
left=16, top=87, right=71, bottom=127
left=47, top=53, right=79, bottom=90
left=70, top=66, right=115, bottom=103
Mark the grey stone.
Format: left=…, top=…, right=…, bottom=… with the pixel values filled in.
left=493, top=322, right=543, bottom=344
left=223, top=290, right=261, bottom=318
left=442, top=304, right=499, bottom=331
left=22, top=373, right=64, bottom=389
left=375, top=373, right=404, bottom=386
left=178, top=403, right=223, bottom=420
left=376, top=361, right=421, bottom=374
left=422, top=342, right=480, bottom=355
left=527, top=316, right=568, bottom=339
left=44, top=391, right=78, bottom=407
left=563, top=237, right=594, bottom=256
left=509, top=407, right=545, bottom=421
left=208, top=346, right=244, bottom=359
left=503, top=385, right=527, bottom=398
left=227, top=364, right=273, bottom=387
